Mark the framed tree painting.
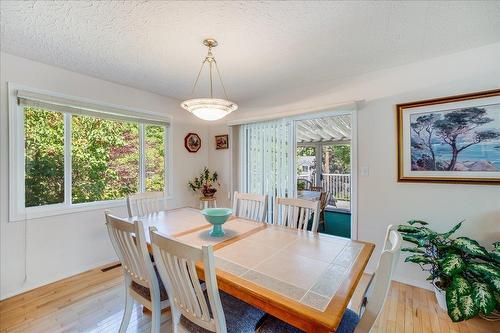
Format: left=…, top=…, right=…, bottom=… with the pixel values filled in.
left=184, top=133, right=201, bottom=153
left=397, top=89, right=500, bottom=184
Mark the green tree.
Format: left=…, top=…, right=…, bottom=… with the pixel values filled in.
left=433, top=107, right=500, bottom=171
left=24, top=107, right=167, bottom=206
left=24, top=107, right=64, bottom=207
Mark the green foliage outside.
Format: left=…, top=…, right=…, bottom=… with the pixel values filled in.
left=24, top=107, right=166, bottom=207
left=25, top=108, right=65, bottom=207
left=145, top=125, right=165, bottom=192
left=71, top=114, right=140, bottom=203
left=296, top=144, right=350, bottom=174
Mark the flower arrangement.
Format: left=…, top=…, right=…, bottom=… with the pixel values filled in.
left=398, top=220, right=499, bottom=322
left=188, top=167, right=219, bottom=197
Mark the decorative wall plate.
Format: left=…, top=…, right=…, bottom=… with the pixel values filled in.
left=185, top=132, right=201, bottom=153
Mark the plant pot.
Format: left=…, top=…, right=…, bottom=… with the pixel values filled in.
left=433, top=282, right=447, bottom=311
left=202, top=188, right=217, bottom=197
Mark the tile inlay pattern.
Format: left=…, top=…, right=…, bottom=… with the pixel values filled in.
left=213, top=226, right=363, bottom=311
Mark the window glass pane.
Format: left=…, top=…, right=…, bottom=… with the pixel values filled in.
left=24, top=107, right=65, bottom=207
left=71, top=115, right=139, bottom=203
left=145, top=125, right=165, bottom=192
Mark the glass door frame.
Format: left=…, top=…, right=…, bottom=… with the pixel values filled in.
left=290, top=109, right=358, bottom=240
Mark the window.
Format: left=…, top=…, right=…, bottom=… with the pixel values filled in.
left=24, top=107, right=65, bottom=207
left=71, top=114, right=140, bottom=204
left=10, top=87, right=170, bottom=220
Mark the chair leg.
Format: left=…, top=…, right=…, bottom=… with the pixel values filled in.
left=119, top=288, right=133, bottom=333
left=171, top=307, right=181, bottom=333
left=150, top=293, right=161, bottom=333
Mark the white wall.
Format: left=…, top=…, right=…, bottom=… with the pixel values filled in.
left=2, top=42, right=499, bottom=299
left=210, top=42, right=500, bottom=290
left=0, top=53, right=209, bottom=299
left=208, top=125, right=232, bottom=208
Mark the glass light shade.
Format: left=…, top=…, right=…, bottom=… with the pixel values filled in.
left=181, top=98, right=238, bottom=121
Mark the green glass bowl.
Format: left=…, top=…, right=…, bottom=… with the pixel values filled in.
left=201, top=208, right=233, bottom=237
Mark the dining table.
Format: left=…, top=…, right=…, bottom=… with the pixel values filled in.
left=297, top=190, right=321, bottom=201
left=126, top=207, right=374, bottom=333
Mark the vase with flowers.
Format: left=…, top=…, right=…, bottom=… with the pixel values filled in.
left=188, top=167, right=220, bottom=198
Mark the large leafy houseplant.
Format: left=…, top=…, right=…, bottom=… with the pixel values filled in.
left=398, top=220, right=499, bottom=322
left=188, top=167, right=219, bottom=197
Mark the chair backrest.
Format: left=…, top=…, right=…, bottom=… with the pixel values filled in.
left=150, top=228, right=226, bottom=333
left=355, top=225, right=402, bottom=333
left=105, top=213, right=158, bottom=291
left=126, top=191, right=165, bottom=217
left=319, top=191, right=330, bottom=211
left=273, top=197, right=320, bottom=232
left=232, top=191, right=268, bottom=222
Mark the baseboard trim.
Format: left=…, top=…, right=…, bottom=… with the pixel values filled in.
left=0, top=257, right=118, bottom=301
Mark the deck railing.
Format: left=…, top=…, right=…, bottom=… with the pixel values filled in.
left=322, top=173, right=350, bottom=201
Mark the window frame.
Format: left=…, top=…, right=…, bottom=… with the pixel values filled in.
left=8, top=83, right=173, bottom=222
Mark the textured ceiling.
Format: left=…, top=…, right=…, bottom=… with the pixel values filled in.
left=1, top=1, right=500, bottom=104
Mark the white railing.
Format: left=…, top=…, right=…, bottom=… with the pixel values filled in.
left=322, top=173, right=350, bottom=201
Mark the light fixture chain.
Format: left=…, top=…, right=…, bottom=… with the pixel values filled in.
left=190, top=59, right=207, bottom=96
left=209, top=60, right=213, bottom=98
left=214, top=61, right=230, bottom=100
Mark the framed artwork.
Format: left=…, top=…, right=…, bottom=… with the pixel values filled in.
left=184, top=133, right=201, bottom=153
left=215, top=134, right=229, bottom=150
left=397, top=89, right=500, bottom=184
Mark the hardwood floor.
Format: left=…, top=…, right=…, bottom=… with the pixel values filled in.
left=0, top=265, right=498, bottom=333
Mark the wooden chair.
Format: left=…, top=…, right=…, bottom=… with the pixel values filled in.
left=272, top=197, right=320, bottom=233
left=149, top=227, right=265, bottom=333
left=105, top=213, right=170, bottom=333
left=317, top=191, right=330, bottom=232
left=258, top=225, right=402, bottom=333
left=232, top=191, right=268, bottom=222
left=127, top=191, right=165, bottom=217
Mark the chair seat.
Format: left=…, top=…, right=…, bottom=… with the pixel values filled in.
left=130, top=267, right=169, bottom=302
left=258, top=308, right=360, bottom=333
left=180, top=291, right=265, bottom=333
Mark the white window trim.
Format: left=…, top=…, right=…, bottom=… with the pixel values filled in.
left=8, top=82, right=173, bottom=222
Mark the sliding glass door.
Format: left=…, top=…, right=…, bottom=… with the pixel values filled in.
left=237, top=110, right=356, bottom=238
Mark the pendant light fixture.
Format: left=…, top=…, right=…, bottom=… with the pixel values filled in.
left=181, top=39, right=237, bottom=121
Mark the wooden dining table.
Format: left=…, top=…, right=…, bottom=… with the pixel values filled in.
left=126, top=207, right=374, bottom=333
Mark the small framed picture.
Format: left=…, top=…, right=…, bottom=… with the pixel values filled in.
left=215, top=134, right=229, bottom=150
left=184, top=133, right=201, bottom=153
left=397, top=89, right=500, bottom=184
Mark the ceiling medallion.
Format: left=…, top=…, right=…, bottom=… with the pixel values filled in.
left=181, top=39, right=238, bottom=121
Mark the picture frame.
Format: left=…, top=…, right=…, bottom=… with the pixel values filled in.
left=184, top=132, right=201, bottom=153
left=215, top=134, right=229, bottom=150
left=397, top=89, right=500, bottom=185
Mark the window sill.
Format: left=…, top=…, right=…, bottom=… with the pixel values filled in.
left=9, top=194, right=174, bottom=222
left=9, top=200, right=126, bottom=222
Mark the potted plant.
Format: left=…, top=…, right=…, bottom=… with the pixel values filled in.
left=188, top=167, right=219, bottom=198
left=398, top=220, right=499, bottom=322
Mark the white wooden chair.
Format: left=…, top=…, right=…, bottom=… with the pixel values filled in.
left=272, top=197, right=320, bottom=233
left=352, top=225, right=402, bottom=333
left=127, top=191, right=165, bottom=217
left=232, top=191, right=268, bottom=222
left=105, top=212, right=170, bottom=333
left=149, top=227, right=265, bottom=333
left=258, top=225, right=402, bottom=333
